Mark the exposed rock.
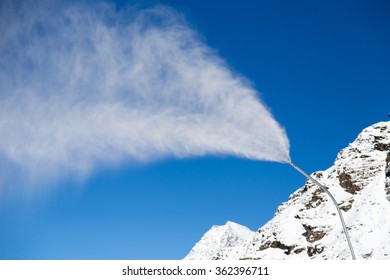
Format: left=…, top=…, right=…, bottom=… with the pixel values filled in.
left=305, top=188, right=325, bottom=209
left=294, top=248, right=305, bottom=254
left=307, top=245, right=324, bottom=257
left=270, top=240, right=295, bottom=255
left=374, top=143, right=390, bottom=151
left=302, top=224, right=327, bottom=243
left=259, top=240, right=296, bottom=255
left=258, top=241, right=271, bottom=251
left=338, top=172, right=361, bottom=194
left=386, top=153, right=390, bottom=177
left=339, top=198, right=354, bottom=212
left=362, top=251, right=373, bottom=259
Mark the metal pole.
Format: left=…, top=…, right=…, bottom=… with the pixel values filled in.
left=288, top=161, right=356, bottom=260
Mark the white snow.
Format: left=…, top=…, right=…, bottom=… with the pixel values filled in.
left=184, top=221, right=255, bottom=260
left=186, top=121, right=390, bottom=260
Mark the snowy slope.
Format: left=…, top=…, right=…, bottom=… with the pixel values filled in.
left=186, top=121, right=390, bottom=260
left=185, top=221, right=255, bottom=260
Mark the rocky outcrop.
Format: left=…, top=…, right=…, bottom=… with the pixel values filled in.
left=338, top=172, right=361, bottom=194
left=186, top=121, right=390, bottom=260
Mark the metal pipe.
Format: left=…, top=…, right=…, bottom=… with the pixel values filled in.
left=288, top=161, right=356, bottom=260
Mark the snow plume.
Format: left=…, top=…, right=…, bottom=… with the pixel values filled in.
left=0, top=0, right=289, bottom=189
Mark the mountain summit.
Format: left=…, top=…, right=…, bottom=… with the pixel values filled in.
left=185, top=221, right=255, bottom=260
left=185, top=121, right=390, bottom=260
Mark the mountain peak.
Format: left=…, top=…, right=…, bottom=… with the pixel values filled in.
left=184, top=221, right=255, bottom=260
left=186, top=121, right=390, bottom=260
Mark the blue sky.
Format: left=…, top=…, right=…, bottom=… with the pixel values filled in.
left=0, top=0, right=389, bottom=259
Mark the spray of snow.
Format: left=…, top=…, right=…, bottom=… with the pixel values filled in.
left=0, top=0, right=289, bottom=189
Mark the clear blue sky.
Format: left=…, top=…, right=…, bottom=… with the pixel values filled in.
left=0, top=0, right=389, bottom=259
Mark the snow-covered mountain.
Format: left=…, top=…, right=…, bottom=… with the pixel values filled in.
left=185, top=121, right=390, bottom=260
left=185, top=221, right=255, bottom=260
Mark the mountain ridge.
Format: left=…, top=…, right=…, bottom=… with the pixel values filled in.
left=185, top=121, right=390, bottom=260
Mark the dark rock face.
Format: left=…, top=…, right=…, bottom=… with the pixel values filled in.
left=307, top=245, right=324, bottom=257
left=302, top=225, right=326, bottom=243
left=374, top=131, right=390, bottom=151
left=305, top=188, right=325, bottom=209
left=338, top=172, right=361, bottom=194
left=294, top=248, right=305, bottom=254
left=259, top=240, right=296, bottom=255
left=374, top=143, right=390, bottom=152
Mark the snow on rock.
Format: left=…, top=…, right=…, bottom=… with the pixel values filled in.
left=186, top=121, right=390, bottom=260
left=184, top=221, right=255, bottom=260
